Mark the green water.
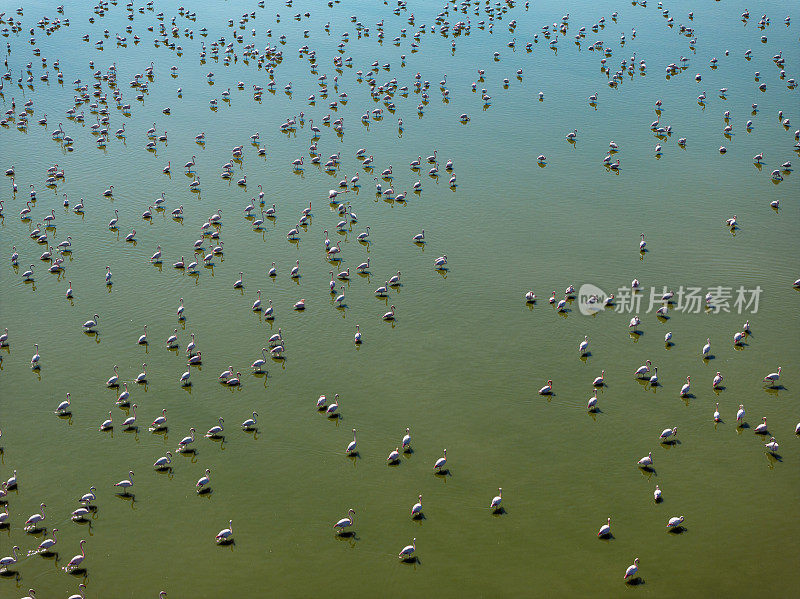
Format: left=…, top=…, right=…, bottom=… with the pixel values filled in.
left=1, top=0, right=798, bottom=596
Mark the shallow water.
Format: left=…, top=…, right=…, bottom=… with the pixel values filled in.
left=0, top=0, right=798, bottom=597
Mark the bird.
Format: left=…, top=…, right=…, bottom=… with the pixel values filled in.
left=153, top=452, right=172, bottom=470
left=593, top=370, right=605, bottom=386
left=63, top=540, right=86, bottom=572
left=398, top=538, right=417, bottom=560
left=680, top=376, right=691, bottom=397
left=623, top=557, right=640, bottom=580
left=326, top=395, right=340, bottom=418
left=99, top=411, right=113, bottom=431
left=764, top=437, right=779, bottom=453
left=1, top=546, right=20, bottom=572
left=402, top=428, right=412, bottom=452
left=346, top=429, right=357, bottom=455
left=736, top=405, right=746, bottom=425
left=714, top=403, right=721, bottom=422
left=333, top=509, right=355, bottom=534
left=490, top=488, right=503, bottom=511
left=24, top=503, right=46, bottom=531
left=538, top=380, right=553, bottom=395
left=587, top=390, right=599, bottom=411
left=434, top=449, right=447, bottom=472
left=206, top=417, right=224, bottom=437
left=713, top=371, right=723, bottom=388
left=754, top=417, right=768, bottom=434
left=196, top=469, right=211, bottom=492
left=114, top=471, right=134, bottom=494
left=33, top=528, right=59, bottom=554
left=763, top=367, right=781, bottom=386
left=388, top=447, right=401, bottom=464
left=242, top=412, right=258, bottom=430
left=411, top=495, right=423, bottom=518
left=667, top=516, right=685, bottom=529
left=31, top=343, right=41, bottom=368
left=638, top=452, right=653, bottom=468
left=635, top=360, right=652, bottom=378
left=215, top=520, right=234, bottom=544
left=654, top=485, right=662, bottom=502
left=659, top=427, right=678, bottom=443
left=598, top=517, right=611, bottom=538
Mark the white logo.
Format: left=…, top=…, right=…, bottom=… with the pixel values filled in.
left=578, top=284, right=608, bottom=316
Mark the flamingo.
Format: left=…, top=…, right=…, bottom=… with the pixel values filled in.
left=680, top=376, right=691, bottom=397
left=33, top=528, right=59, bottom=554
left=587, top=390, right=599, bottom=411
left=114, top=471, right=134, bottom=494
left=153, top=452, right=172, bottom=470
left=712, top=371, right=723, bottom=388
left=177, top=428, right=196, bottom=452
left=763, top=367, right=781, bottom=386
left=24, top=503, right=46, bottom=531
left=55, top=393, right=71, bottom=414
left=398, top=538, right=417, bottom=560
left=764, top=437, right=779, bottom=453
left=490, top=488, right=503, bottom=511
left=150, top=408, right=167, bottom=431
left=635, top=360, right=652, bottom=378
left=659, top=427, right=678, bottom=443
left=1, top=546, right=20, bottom=572
left=411, top=495, right=423, bottom=518
left=196, top=469, right=212, bottom=492
left=99, top=411, right=113, bottom=431
left=623, top=558, right=639, bottom=580
left=638, top=452, right=653, bottom=468
left=123, top=405, right=137, bottom=429
left=538, top=380, right=553, bottom=395
left=215, top=521, right=233, bottom=544
left=598, top=517, right=611, bottom=538
left=68, top=584, right=87, bottom=599
left=333, top=509, right=355, bottom=534
left=667, top=516, right=685, bottom=529
left=64, top=540, right=86, bottom=573
left=206, top=417, right=224, bottom=437
left=736, top=405, right=745, bottom=425
left=434, top=449, right=447, bottom=472
left=754, top=417, right=768, bottom=434
left=654, top=486, right=662, bottom=502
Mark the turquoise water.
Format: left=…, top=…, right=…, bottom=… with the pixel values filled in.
left=0, top=0, right=798, bottom=596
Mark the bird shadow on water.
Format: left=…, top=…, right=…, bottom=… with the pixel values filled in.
left=492, top=507, right=507, bottom=516
left=667, top=526, right=687, bottom=534
left=763, top=385, right=786, bottom=395
left=766, top=453, right=783, bottom=467
left=400, top=556, right=420, bottom=566
left=625, top=577, right=645, bottom=586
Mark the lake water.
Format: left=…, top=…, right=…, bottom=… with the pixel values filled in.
left=0, top=0, right=798, bottom=596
